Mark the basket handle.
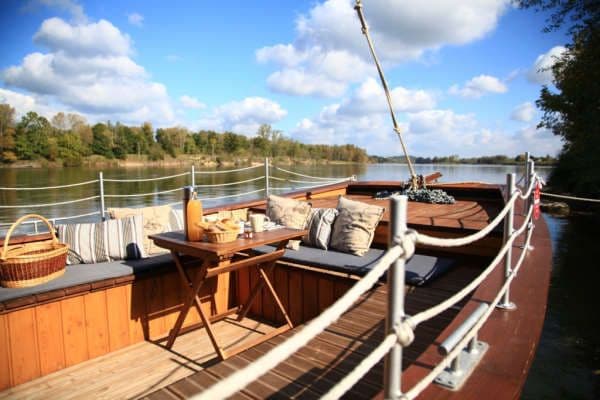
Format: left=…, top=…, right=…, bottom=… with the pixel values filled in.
left=2, top=214, right=59, bottom=259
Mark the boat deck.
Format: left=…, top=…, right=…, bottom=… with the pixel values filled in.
left=0, top=263, right=482, bottom=400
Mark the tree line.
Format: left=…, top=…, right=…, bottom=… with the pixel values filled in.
left=369, top=154, right=557, bottom=165
left=0, top=104, right=369, bottom=166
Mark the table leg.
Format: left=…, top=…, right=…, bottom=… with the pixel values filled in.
left=166, top=252, right=209, bottom=349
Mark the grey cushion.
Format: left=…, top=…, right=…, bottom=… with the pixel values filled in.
left=253, top=245, right=454, bottom=286
left=302, top=208, right=338, bottom=250
left=0, top=254, right=173, bottom=304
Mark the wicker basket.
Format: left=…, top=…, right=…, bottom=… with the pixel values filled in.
left=205, top=229, right=239, bottom=244
left=0, top=214, right=68, bottom=288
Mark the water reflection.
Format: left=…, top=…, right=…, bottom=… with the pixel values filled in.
left=522, top=214, right=600, bottom=400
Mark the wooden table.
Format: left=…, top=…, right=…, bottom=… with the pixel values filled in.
left=149, top=228, right=306, bottom=360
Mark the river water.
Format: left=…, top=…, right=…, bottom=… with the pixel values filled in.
left=0, top=163, right=597, bottom=398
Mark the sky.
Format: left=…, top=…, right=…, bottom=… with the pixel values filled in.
left=0, top=0, right=569, bottom=157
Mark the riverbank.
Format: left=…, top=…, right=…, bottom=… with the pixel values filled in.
left=0, top=155, right=359, bottom=169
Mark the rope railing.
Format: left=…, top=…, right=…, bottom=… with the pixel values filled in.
left=0, top=179, right=99, bottom=191
left=103, top=172, right=190, bottom=183
left=273, top=165, right=349, bottom=181
left=103, top=187, right=182, bottom=198
left=269, top=175, right=353, bottom=185
left=192, top=243, right=408, bottom=400
left=193, top=176, right=265, bottom=188
left=0, top=195, right=100, bottom=209
left=196, top=188, right=266, bottom=202
left=193, top=164, right=264, bottom=174
left=0, top=210, right=102, bottom=228
left=415, top=175, right=538, bottom=248
left=193, top=163, right=541, bottom=399
left=404, top=205, right=534, bottom=400
left=541, top=191, right=600, bottom=203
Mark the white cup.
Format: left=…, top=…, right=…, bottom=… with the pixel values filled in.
left=250, top=214, right=270, bottom=232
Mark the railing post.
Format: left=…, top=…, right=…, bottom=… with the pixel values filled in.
left=526, top=159, right=536, bottom=250
left=265, top=157, right=270, bottom=198
left=524, top=152, right=531, bottom=214
left=99, top=172, right=105, bottom=221
left=385, top=195, right=408, bottom=399
left=497, top=173, right=516, bottom=311
left=191, top=165, right=195, bottom=188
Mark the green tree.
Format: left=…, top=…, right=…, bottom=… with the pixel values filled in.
left=15, top=112, right=51, bottom=159
left=0, top=104, right=16, bottom=162
left=519, top=0, right=600, bottom=196
left=91, top=123, right=114, bottom=158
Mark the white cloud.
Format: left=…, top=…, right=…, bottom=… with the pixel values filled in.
left=2, top=17, right=175, bottom=125
left=196, top=97, right=287, bottom=135
left=292, top=82, right=560, bottom=157
left=258, top=0, right=509, bottom=96
left=448, top=75, right=508, bottom=99
left=510, top=102, right=536, bottom=122
left=166, top=54, right=182, bottom=62
left=0, top=88, right=62, bottom=119
left=527, top=46, right=567, bottom=85
left=260, top=47, right=371, bottom=97
left=33, top=17, right=131, bottom=56
left=179, top=95, right=206, bottom=110
left=127, top=12, right=144, bottom=27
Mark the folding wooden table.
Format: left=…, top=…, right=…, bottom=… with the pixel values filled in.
left=149, top=228, right=305, bottom=360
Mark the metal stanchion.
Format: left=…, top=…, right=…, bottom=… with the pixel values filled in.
left=497, top=173, right=517, bottom=311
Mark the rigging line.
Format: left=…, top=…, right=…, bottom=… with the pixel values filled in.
left=541, top=192, right=600, bottom=203
left=354, top=0, right=417, bottom=183
left=103, top=172, right=190, bottom=182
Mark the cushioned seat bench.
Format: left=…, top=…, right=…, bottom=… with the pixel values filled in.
left=253, top=245, right=455, bottom=286
left=0, top=254, right=174, bottom=307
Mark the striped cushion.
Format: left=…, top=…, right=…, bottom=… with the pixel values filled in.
left=169, top=208, right=184, bottom=231
left=57, top=215, right=146, bottom=264
left=302, top=208, right=338, bottom=250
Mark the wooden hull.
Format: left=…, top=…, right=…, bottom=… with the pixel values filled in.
left=0, top=181, right=552, bottom=399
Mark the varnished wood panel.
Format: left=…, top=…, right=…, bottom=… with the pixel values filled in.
left=7, top=307, right=40, bottom=385
left=302, top=273, right=319, bottom=321
left=288, top=270, right=303, bottom=325
left=261, top=267, right=275, bottom=322
left=127, top=281, right=146, bottom=343
left=144, top=277, right=166, bottom=341
left=35, top=302, right=65, bottom=375
left=61, top=296, right=88, bottom=367
left=274, top=268, right=289, bottom=324
left=0, top=314, right=11, bottom=390
left=318, top=279, right=334, bottom=310
left=83, top=291, right=110, bottom=359
left=106, top=285, right=130, bottom=352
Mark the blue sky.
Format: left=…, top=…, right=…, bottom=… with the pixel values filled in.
left=0, top=0, right=568, bottom=157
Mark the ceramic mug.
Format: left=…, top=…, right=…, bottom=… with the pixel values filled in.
left=250, top=214, right=270, bottom=232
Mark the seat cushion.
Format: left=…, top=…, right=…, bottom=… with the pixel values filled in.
left=0, top=254, right=174, bottom=304
left=330, top=196, right=384, bottom=256
left=253, top=244, right=455, bottom=286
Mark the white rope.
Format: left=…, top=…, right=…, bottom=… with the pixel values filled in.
left=518, top=174, right=540, bottom=200
left=406, top=203, right=533, bottom=329
left=0, top=210, right=101, bottom=226
left=415, top=191, right=519, bottom=248
left=103, top=172, right=189, bottom=182
left=0, top=179, right=99, bottom=191
left=404, top=206, right=534, bottom=399
left=0, top=195, right=100, bottom=209
left=321, top=334, right=397, bottom=400
left=197, top=188, right=265, bottom=202
left=273, top=166, right=347, bottom=181
left=194, top=164, right=264, bottom=174
left=541, top=192, right=600, bottom=203
left=193, top=176, right=265, bottom=188
left=103, top=187, right=181, bottom=198
left=269, top=175, right=351, bottom=185
left=192, top=243, right=408, bottom=400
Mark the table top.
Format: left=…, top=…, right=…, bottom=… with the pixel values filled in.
left=149, top=228, right=306, bottom=258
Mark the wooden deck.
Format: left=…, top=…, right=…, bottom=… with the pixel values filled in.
left=0, top=316, right=279, bottom=400
left=0, top=262, right=482, bottom=400
left=144, top=263, right=483, bottom=400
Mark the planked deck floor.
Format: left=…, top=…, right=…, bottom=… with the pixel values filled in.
left=0, top=316, right=279, bottom=400
left=145, top=263, right=482, bottom=400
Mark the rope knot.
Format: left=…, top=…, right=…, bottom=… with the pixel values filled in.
left=395, top=320, right=415, bottom=347
left=393, top=229, right=417, bottom=259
